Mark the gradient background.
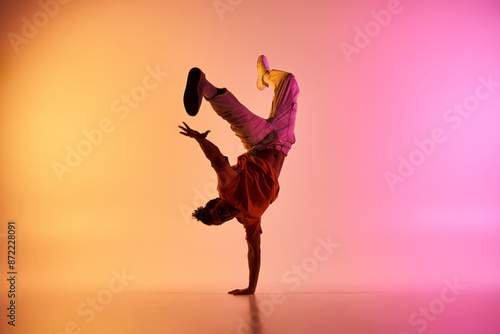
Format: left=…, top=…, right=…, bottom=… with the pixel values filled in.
left=1, top=0, right=500, bottom=332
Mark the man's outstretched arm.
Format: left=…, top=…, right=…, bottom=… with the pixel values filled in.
left=229, top=233, right=261, bottom=295
left=179, top=122, right=226, bottom=166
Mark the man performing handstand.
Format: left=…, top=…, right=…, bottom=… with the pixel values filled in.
left=179, top=55, right=299, bottom=295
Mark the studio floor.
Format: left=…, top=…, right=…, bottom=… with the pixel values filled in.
left=9, top=288, right=500, bottom=334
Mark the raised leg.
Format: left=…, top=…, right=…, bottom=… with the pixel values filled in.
left=256, top=69, right=300, bottom=155
left=185, top=56, right=300, bottom=155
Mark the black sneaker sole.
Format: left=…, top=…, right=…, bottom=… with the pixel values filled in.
left=183, top=67, right=203, bottom=116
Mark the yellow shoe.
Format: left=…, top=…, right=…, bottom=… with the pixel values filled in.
left=257, top=55, right=270, bottom=91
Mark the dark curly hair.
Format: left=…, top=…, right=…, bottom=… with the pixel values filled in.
left=192, top=198, right=220, bottom=225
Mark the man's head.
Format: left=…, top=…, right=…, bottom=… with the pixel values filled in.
left=192, top=198, right=239, bottom=225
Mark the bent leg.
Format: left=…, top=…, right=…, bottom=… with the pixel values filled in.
left=256, top=70, right=300, bottom=155
left=204, top=67, right=299, bottom=155
left=206, top=90, right=274, bottom=150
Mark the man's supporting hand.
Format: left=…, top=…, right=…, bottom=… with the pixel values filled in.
left=229, top=234, right=261, bottom=296
left=179, top=122, right=210, bottom=143
left=228, top=288, right=255, bottom=295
